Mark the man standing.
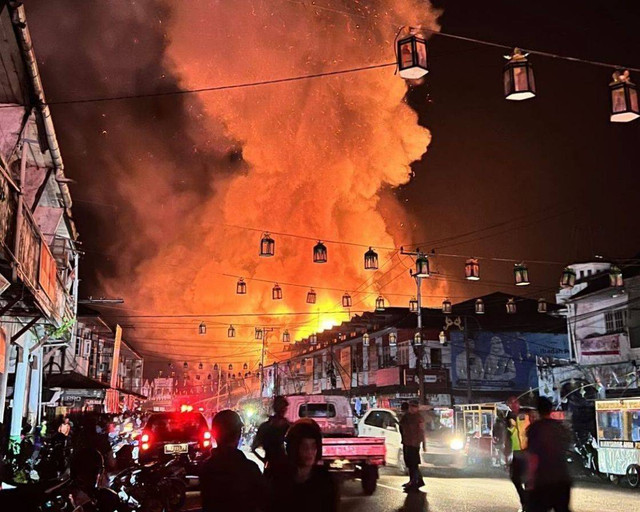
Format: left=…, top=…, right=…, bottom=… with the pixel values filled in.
left=399, top=400, right=425, bottom=491
left=506, top=396, right=532, bottom=512
left=201, top=410, right=267, bottom=512
left=527, top=397, right=572, bottom=512
left=252, top=395, right=291, bottom=476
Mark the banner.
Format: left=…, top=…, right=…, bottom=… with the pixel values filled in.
left=579, top=334, right=620, bottom=356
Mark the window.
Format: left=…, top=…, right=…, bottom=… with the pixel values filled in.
left=430, top=348, right=442, bottom=367
left=397, top=344, right=410, bottom=366
left=597, top=411, right=623, bottom=440
left=299, top=403, right=336, bottom=418
left=364, top=410, right=385, bottom=428
left=605, top=310, right=626, bottom=333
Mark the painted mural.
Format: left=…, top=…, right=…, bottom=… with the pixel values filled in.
left=450, top=331, right=569, bottom=391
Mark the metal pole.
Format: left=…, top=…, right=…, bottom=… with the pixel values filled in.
left=464, top=316, right=472, bottom=403
left=416, top=275, right=425, bottom=404
left=260, top=332, right=266, bottom=396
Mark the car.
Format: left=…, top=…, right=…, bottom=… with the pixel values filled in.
left=138, top=411, right=212, bottom=471
left=358, top=407, right=466, bottom=473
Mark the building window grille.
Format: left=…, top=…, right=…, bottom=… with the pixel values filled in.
left=605, top=310, right=626, bottom=333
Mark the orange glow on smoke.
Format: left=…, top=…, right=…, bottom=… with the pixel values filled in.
left=105, top=1, right=446, bottom=365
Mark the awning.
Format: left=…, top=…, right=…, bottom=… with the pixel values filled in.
left=45, top=371, right=110, bottom=390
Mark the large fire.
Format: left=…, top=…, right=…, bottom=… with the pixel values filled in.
left=32, top=1, right=445, bottom=369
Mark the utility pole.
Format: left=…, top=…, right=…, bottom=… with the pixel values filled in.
left=463, top=316, right=472, bottom=403
left=256, top=327, right=273, bottom=397
left=400, top=247, right=430, bottom=404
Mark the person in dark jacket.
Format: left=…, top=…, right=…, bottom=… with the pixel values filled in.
left=271, top=419, right=339, bottom=512
left=252, top=395, right=291, bottom=477
left=201, top=410, right=267, bottom=512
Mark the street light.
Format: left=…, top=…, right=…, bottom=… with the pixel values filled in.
left=413, top=332, right=422, bottom=346
left=389, top=332, right=397, bottom=347
left=560, top=267, right=576, bottom=288
left=610, top=70, right=639, bottom=123
left=465, top=258, right=480, bottom=280
left=514, top=263, right=530, bottom=286
left=504, top=48, right=535, bottom=101
left=537, top=298, right=547, bottom=314
left=506, top=297, right=517, bottom=314
left=442, top=299, right=452, bottom=314
left=414, top=255, right=430, bottom=278
left=363, top=333, right=370, bottom=347
left=475, top=298, right=485, bottom=315
left=409, top=297, right=418, bottom=313
left=397, top=34, right=428, bottom=80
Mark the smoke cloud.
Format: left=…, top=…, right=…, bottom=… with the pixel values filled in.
left=29, top=1, right=442, bottom=369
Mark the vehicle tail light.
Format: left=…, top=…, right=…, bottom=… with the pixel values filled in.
left=203, top=430, right=212, bottom=448
left=141, top=431, right=151, bottom=450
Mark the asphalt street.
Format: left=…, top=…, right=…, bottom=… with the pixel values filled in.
left=185, top=466, right=639, bottom=512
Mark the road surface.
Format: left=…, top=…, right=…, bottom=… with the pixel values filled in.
left=186, top=466, right=639, bottom=511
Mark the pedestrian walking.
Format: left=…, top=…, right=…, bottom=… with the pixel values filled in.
left=201, top=409, right=267, bottom=512
left=506, top=396, right=532, bottom=511
left=58, top=416, right=71, bottom=437
left=271, top=419, right=338, bottom=512
left=399, top=399, right=425, bottom=491
left=527, top=397, right=572, bottom=512
left=252, top=395, right=291, bottom=477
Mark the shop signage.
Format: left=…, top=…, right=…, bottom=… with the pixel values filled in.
left=580, top=334, right=621, bottom=356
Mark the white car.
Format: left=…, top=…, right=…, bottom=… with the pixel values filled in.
left=358, top=408, right=466, bottom=471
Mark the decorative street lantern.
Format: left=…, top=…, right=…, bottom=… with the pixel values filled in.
left=504, top=48, right=535, bottom=101
left=465, top=258, right=480, bottom=280
left=475, top=298, right=485, bottom=315
left=514, top=263, right=530, bottom=286
left=207, top=374, right=212, bottom=380
left=260, top=232, right=275, bottom=257
left=213, top=363, right=219, bottom=371
left=375, top=295, right=386, bottom=311
left=282, top=330, right=290, bottom=344
left=313, top=241, right=327, bottom=263
left=397, top=34, right=428, bottom=80
left=413, top=332, right=422, bottom=346
left=309, top=333, right=318, bottom=346
left=236, top=278, right=247, bottom=295
left=272, top=283, right=283, bottom=300
left=199, top=322, right=207, bottom=335
left=506, top=297, right=517, bottom=314
left=228, top=364, right=233, bottom=371
left=227, top=324, right=235, bottom=338
left=195, top=374, right=201, bottom=381
left=364, top=247, right=379, bottom=270
left=183, top=361, right=188, bottom=369
left=560, top=267, right=576, bottom=288
left=409, top=297, right=418, bottom=313
left=243, top=362, right=248, bottom=371
left=363, top=333, right=370, bottom=347
left=255, top=328, right=263, bottom=340
left=439, top=331, right=447, bottom=345
left=610, top=70, right=639, bottom=123
left=442, top=299, right=452, bottom=314
left=609, top=265, right=624, bottom=287
left=538, top=298, right=548, bottom=314
left=342, top=292, right=352, bottom=308
left=414, top=254, right=430, bottom=277
left=198, top=362, right=203, bottom=370
left=389, top=332, right=397, bottom=347
left=306, top=289, right=317, bottom=304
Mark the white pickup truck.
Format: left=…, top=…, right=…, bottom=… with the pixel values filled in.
left=285, top=394, right=386, bottom=494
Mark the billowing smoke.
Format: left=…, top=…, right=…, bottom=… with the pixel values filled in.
left=29, top=1, right=442, bottom=368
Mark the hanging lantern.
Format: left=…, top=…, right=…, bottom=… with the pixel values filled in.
left=560, top=267, right=576, bottom=288
left=243, top=363, right=248, bottom=371
left=538, top=298, right=548, bottom=314
left=363, top=333, right=370, bottom=347
left=465, top=258, right=480, bottom=280
left=442, top=298, right=452, bottom=314
left=409, top=297, right=418, bottom=313
left=282, top=330, right=290, bottom=344
left=272, top=283, right=283, bottom=300
left=610, top=70, right=639, bottom=123
left=199, top=322, right=207, bottom=335
left=375, top=295, right=386, bottom=311
left=195, top=374, right=201, bottom=381
left=342, top=292, right=352, bottom=308
left=236, top=278, right=247, bottom=295
left=227, top=325, right=235, bottom=338
left=313, top=241, right=327, bottom=263
left=439, top=331, right=447, bottom=345
left=413, top=332, right=422, bottom=346
left=237, top=372, right=242, bottom=378
left=364, top=247, right=379, bottom=270
left=609, top=265, right=624, bottom=287
left=397, top=34, right=428, bottom=80
left=213, top=363, right=219, bottom=371
left=506, top=297, right=517, bottom=314
left=414, top=254, right=430, bottom=277
left=389, top=332, right=397, bottom=347
left=514, top=263, right=530, bottom=286
left=504, top=48, right=535, bottom=101
left=306, top=289, right=317, bottom=304
left=207, top=374, right=212, bottom=380
left=183, top=362, right=188, bottom=369
left=198, top=362, right=203, bottom=370
left=309, top=333, right=318, bottom=346
left=260, top=232, right=275, bottom=257
left=475, top=298, right=485, bottom=315
left=228, top=364, right=233, bottom=371
left=255, top=328, right=263, bottom=340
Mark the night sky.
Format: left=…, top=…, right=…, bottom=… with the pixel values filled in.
left=24, top=0, right=640, bottom=368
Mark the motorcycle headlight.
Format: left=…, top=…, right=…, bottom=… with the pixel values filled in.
left=450, top=438, right=465, bottom=451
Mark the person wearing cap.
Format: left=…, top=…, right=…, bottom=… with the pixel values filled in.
left=270, top=419, right=338, bottom=512
left=252, top=395, right=291, bottom=477
left=399, top=400, right=426, bottom=491
left=201, top=409, right=267, bottom=512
